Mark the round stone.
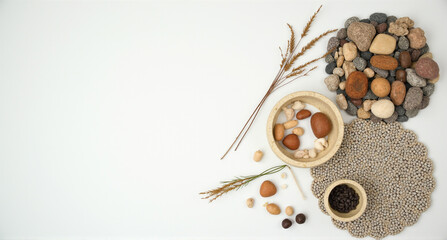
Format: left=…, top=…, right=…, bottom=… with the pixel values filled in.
left=345, top=100, right=358, bottom=116
left=353, top=57, right=367, bottom=71
left=336, top=94, right=348, bottom=110
left=398, top=36, right=409, bottom=50
left=395, top=105, right=406, bottom=115
left=363, top=89, right=378, bottom=100
left=346, top=71, right=369, bottom=99
left=390, top=81, right=406, bottom=106
left=415, top=58, right=439, bottom=79
left=343, top=42, right=358, bottom=61
left=369, top=34, right=397, bottom=54
left=357, top=107, right=371, bottom=119
left=387, top=16, right=397, bottom=24
left=422, top=83, right=435, bottom=96
left=369, top=12, right=387, bottom=24
left=325, top=54, right=335, bottom=63
left=325, top=62, right=337, bottom=74
left=397, top=115, right=408, bottom=122
left=371, top=99, right=395, bottom=118
left=418, top=96, right=430, bottom=109
left=411, top=49, right=421, bottom=62
left=403, top=87, right=423, bottom=110
left=407, top=28, right=426, bottom=49
left=399, top=51, right=412, bottom=68
left=405, top=108, right=419, bottom=118
left=360, top=51, right=373, bottom=61
left=396, top=69, right=406, bottom=82
left=347, top=22, right=376, bottom=52
left=337, top=28, right=348, bottom=39
left=324, top=74, right=340, bottom=91
left=376, top=23, right=388, bottom=33
left=370, top=55, right=398, bottom=70
left=406, top=69, right=427, bottom=87
left=371, top=78, right=391, bottom=97
left=383, top=111, right=398, bottom=123
left=345, top=16, right=360, bottom=28
left=327, top=37, right=340, bottom=51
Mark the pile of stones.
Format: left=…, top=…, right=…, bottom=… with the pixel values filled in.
left=324, top=13, right=439, bottom=123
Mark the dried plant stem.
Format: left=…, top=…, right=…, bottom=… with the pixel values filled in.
left=287, top=165, right=306, bottom=200
left=200, top=165, right=288, bottom=203
left=220, top=5, right=336, bottom=160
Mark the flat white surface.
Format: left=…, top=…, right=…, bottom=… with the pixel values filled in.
left=0, top=0, right=446, bottom=239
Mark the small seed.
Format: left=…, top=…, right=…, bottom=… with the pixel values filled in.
left=285, top=206, right=294, bottom=216
left=281, top=184, right=288, bottom=189
left=292, top=127, right=304, bottom=136
left=253, top=150, right=263, bottom=162
left=283, top=120, right=298, bottom=129
left=281, top=172, right=287, bottom=179
left=246, top=198, right=254, bottom=208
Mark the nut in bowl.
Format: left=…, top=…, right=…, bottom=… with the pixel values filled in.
left=266, top=91, right=344, bottom=168
left=323, top=179, right=367, bottom=222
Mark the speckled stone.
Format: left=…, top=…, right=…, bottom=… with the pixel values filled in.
left=360, top=19, right=370, bottom=23
left=390, top=69, right=396, bottom=77
left=337, top=28, right=348, bottom=39
left=370, top=13, right=387, bottom=24
left=422, top=83, right=435, bottom=96
left=419, top=96, right=430, bottom=109
left=395, top=106, right=406, bottom=115
left=353, top=57, right=367, bottom=71
left=405, top=108, right=419, bottom=118
left=327, top=37, right=340, bottom=51
left=387, top=16, right=397, bottom=24
left=336, top=94, right=348, bottom=110
left=325, top=62, right=337, bottom=74
left=403, top=87, right=423, bottom=110
left=406, top=68, right=427, bottom=87
left=324, top=74, right=340, bottom=91
left=371, top=66, right=389, bottom=78
left=397, top=115, right=408, bottom=122
left=325, top=54, right=335, bottom=63
left=383, top=111, right=398, bottom=123
left=420, top=44, right=430, bottom=55
left=345, top=16, right=360, bottom=28
left=394, top=51, right=401, bottom=60
left=346, top=100, right=358, bottom=116
left=398, top=36, right=409, bottom=50
left=360, top=51, right=373, bottom=61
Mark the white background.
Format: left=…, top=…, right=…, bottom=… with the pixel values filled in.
left=1, top=0, right=446, bottom=239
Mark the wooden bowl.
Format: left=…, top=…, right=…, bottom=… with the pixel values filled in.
left=323, top=179, right=367, bottom=222
left=266, top=91, right=344, bottom=168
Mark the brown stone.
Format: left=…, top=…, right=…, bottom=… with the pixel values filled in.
left=399, top=51, right=411, bottom=68
left=296, top=109, right=311, bottom=120
left=415, top=58, right=440, bottom=80
left=340, top=39, right=348, bottom=47
left=411, top=49, right=421, bottom=62
left=396, top=69, right=406, bottom=82
left=407, top=28, right=426, bottom=49
left=347, top=22, right=376, bottom=51
left=390, top=81, right=406, bottom=106
left=310, top=112, right=332, bottom=138
left=370, top=55, right=398, bottom=70
left=346, top=71, right=368, bottom=99
left=371, top=78, right=391, bottom=97
left=376, top=23, right=388, bottom=33
left=351, top=98, right=363, bottom=107
left=357, top=108, right=371, bottom=119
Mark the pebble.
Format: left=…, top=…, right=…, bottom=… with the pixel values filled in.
left=390, top=81, right=406, bottom=106
left=411, top=49, right=421, bottom=62
left=406, top=68, right=427, bottom=87
left=347, top=22, right=376, bottom=51
left=403, top=87, right=423, bottom=110
left=397, top=36, right=409, bottom=50
left=420, top=52, right=433, bottom=59
left=337, top=28, right=348, bottom=39
left=324, top=74, right=340, bottom=91
left=388, top=76, right=396, bottom=83
left=363, top=67, right=375, bottom=78
left=396, top=69, right=406, bottom=82
left=422, top=83, right=435, bottom=96
left=429, top=74, right=440, bottom=84
left=351, top=98, right=363, bottom=107
left=363, top=89, right=378, bottom=100
left=336, top=94, right=348, bottom=110
left=343, top=42, right=358, bottom=61
left=325, top=54, right=335, bottom=63
left=370, top=55, right=398, bottom=70
left=360, top=51, right=373, bottom=61
left=325, top=62, right=337, bottom=74
left=420, top=44, right=430, bottom=55
left=339, top=81, right=346, bottom=90
left=345, top=16, right=360, bottom=28
left=399, top=51, right=411, bottom=68
left=387, top=16, right=397, bottom=24
left=390, top=69, right=396, bottom=77
left=282, top=219, right=292, bottom=229
left=343, top=61, right=356, bottom=78
left=327, top=37, right=340, bottom=51
left=346, top=100, right=358, bottom=116
left=407, top=28, right=426, bottom=49
left=369, top=34, right=397, bottom=54
left=405, top=108, right=419, bottom=118
left=376, top=23, right=388, bottom=33
left=346, top=71, right=368, bottom=99
left=363, top=99, right=375, bottom=111
left=383, top=111, right=398, bottom=123
left=415, top=58, right=439, bottom=79
left=371, top=99, right=395, bottom=118
left=419, top=96, right=430, bottom=109
left=370, top=13, right=387, bottom=24
left=397, top=115, right=408, bottom=122
left=357, top=107, right=370, bottom=119
left=396, top=106, right=406, bottom=115
left=360, top=19, right=370, bottom=23
left=394, top=51, right=401, bottom=60
left=333, top=67, right=345, bottom=77
left=369, top=112, right=382, bottom=123
left=353, top=57, right=367, bottom=71
left=371, top=78, right=391, bottom=97
left=370, top=66, right=389, bottom=78
left=340, top=39, right=348, bottom=47
left=336, top=55, right=345, bottom=68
